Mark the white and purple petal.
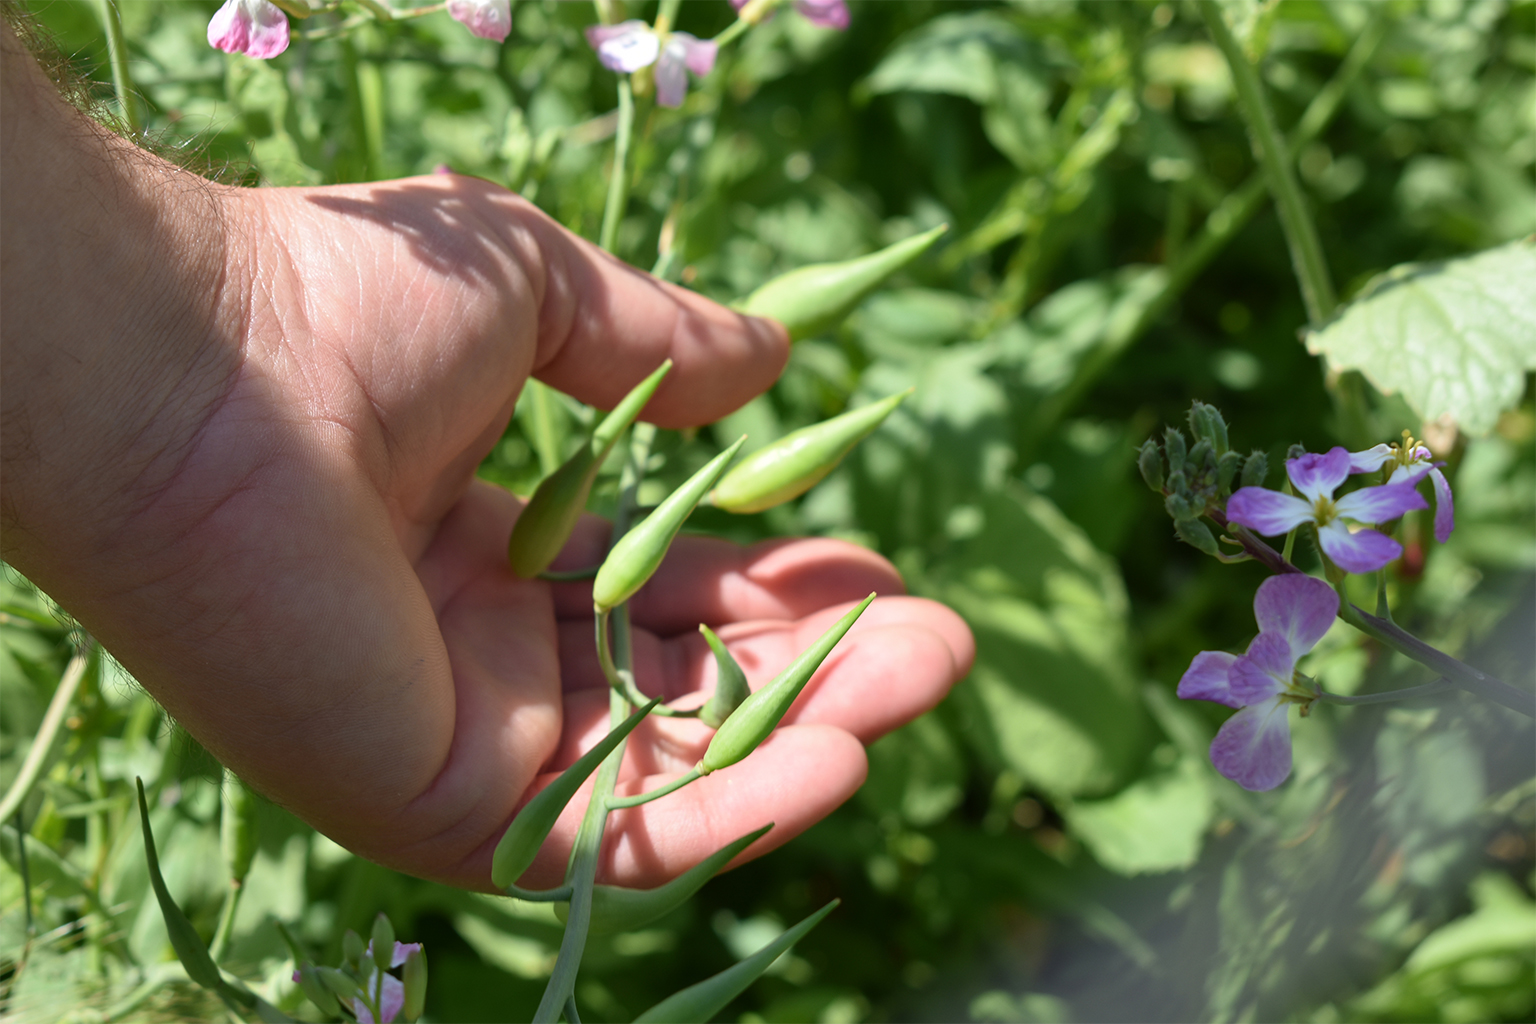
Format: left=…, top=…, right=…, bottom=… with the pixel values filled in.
left=1317, top=520, right=1402, bottom=574
left=585, top=21, right=660, bottom=72
left=1334, top=480, right=1428, bottom=526
left=1225, top=487, right=1315, bottom=537
left=1177, top=651, right=1241, bottom=707
left=654, top=33, right=716, bottom=107
left=207, top=0, right=289, bottom=59
left=796, top=0, right=850, bottom=28
left=447, top=0, right=511, bottom=42
left=1209, top=696, right=1293, bottom=791
left=1430, top=467, right=1454, bottom=542
left=1230, top=632, right=1293, bottom=705
left=1347, top=443, right=1394, bottom=475
left=351, top=970, right=405, bottom=1024
left=1285, top=447, right=1351, bottom=503
left=1250, top=574, right=1338, bottom=654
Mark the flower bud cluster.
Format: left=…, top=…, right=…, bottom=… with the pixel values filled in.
left=1138, top=401, right=1265, bottom=557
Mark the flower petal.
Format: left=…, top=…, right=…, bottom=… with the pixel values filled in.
left=1317, top=521, right=1402, bottom=574
left=673, top=32, right=718, bottom=76
left=1230, top=632, right=1293, bottom=705
left=795, top=0, right=850, bottom=28
left=654, top=42, right=689, bottom=107
left=207, top=0, right=289, bottom=59
left=351, top=971, right=406, bottom=1024
left=1251, top=574, right=1338, bottom=654
left=1430, top=467, right=1455, bottom=542
left=1285, top=447, right=1350, bottom=503
left=447, top=0, right=511, bottom=42
left=585, top=21, right=659, bottom=72
left=1226, top=487, right=1314, bottom=536
left=1209, top=696, right=1293, bottom=791
left=1177, top=651, right=1241, bottom=707
left=1347, top=443, right=1394, bottom=474
left=1334, top=481, right=1428, bottom=525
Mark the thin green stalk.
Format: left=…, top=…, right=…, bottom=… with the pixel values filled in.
left=1314, top=679, right=1452, bottom=706
left=94, top=0, right=139, bottom=133
left=507, top=883, right=573, bottom=902
left=607, top=769, right=702, bottom=810
left=1198, top=0, right=1335, bottom=323
left=654, top=0, right=683, bottom=34
left=598, top=80, right=636, bottom=254
left=0, top=651, right=88, bottom=826
left=208, top=884, right=243, bottom=964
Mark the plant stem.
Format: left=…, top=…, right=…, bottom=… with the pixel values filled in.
left=598, top=79, right=636, bottom=254
left=506, top=883, right=573, bottom=902
left=607, top=769, right=703, bottom=810
left=208, top=883, right=243, bottom=964
left=1198, top=0, right=1336, bottom=323
left=1314, top=679, right=1453, bottom=706
left=0, top=651, right=89, bottom=826
left=711, top=17, right=751, bottom=49
left=94, top=0, right=139, bottom=133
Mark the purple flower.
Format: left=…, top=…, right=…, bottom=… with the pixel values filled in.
left=584, top=22, right=717, bottom=108
left=354, top=941, right=423, bottom=1024
left=731, top=0, right=850, bottom=30
left=447, top=0, right=512, bottom=42
left=207, top=0, right=289, bottom=59
left=1349, top=433, right=1454, bottom=544
left=1178, top=575, right=1338, bottom=791
left=1226, top=446, right=1428, bottom=574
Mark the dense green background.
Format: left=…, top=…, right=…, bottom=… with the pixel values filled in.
left=3, top=1, right=1533, bottom=1021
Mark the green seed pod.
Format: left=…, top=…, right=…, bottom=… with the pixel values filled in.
left=342, top=929, right=365, bottom=971
left=317, top=966, right=361, bottom=1002
left=1175, top=517, right=1220, bottom=556
left=710, top=391, right=911, bottom=514
left=491, top=699, right=660, bottom=889
left=370, top=913, right=395, bottom=975
left=556, top=824, right=773, bottom=934
left=633, top=899, right=839, bottom=1023
left=737, top=225, right=947, bottom=340
left=296, top=963, right=342, bottom=1018
left=1241, top=449, right=1268, bottom=488
left=592, top=437, right=748, bottom=612
left=134, top=779, right=225, bottom=993
left=699, top=594, right=875, bottom=775
left=1136, top=438, right=1164, bottom=493
left=402, top=947, right=428, bottom=1022
left=1216, top=449, right=1242, bottom=495
left=1163, top=427, right=1188, bottom=476
left=698, top=625, right=751, bottom=729
left=508, top=361, right=672, bottom=578
left=219, top=770, right=257, bottom=887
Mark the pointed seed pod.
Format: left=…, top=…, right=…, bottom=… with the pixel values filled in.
left=737, top=226, right=947, bottom=340
left=698, top=625, right=751, bottom=729
left=492, top=699, right=660, bottom=889
left=220, top=769, right=257, bottom=887
left=699, top=594, right=875, bottom=775
left=296, top=963, right=342, bottom=1018
left=134, top=779, right=225, bottom=992
left=508, top=361, right=672, bottom=578
left=402, top=947, right=428, bottom=1022
left=592, top=437, right=748, bottom=612
left=557, top=824, right=774, bottom=934
left=370, top=913, right=395, bottom=975
left=710, top=391, right=910, bottom=513
left=1241, top=449, right=1268, bottom=488
left=1136, top=438, right=1164, bottom=493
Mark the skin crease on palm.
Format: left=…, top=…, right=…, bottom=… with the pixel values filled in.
left=0, top=21, right=974, bottom=893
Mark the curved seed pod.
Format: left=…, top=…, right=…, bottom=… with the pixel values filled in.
left=401, top=948, right=428, bottom=1022
left=220, top=770, right=257, bottom=886
left=135, top=779, right=225, bottom=992
left=699, top=594, right=874, bottom=775
left=508, top=361, right=672, bottom=578
left=633, top=899, right=840, bottom=1023
left=592, top=437, right=748, bottom=612
left=491, top=699, right=660, bottom=889
left=698, top=625, right=750, bottom=729
left=710, top=390, right=910, bottom=514
left=737, top=225, right=947, bottom=340
left=555, top=824, right=773, bottom=933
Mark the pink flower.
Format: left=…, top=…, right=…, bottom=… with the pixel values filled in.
left=447, top=0, right=512, bottom=43
left=1348, top=434, right=1454, bottom=543
left=731, top=0, right=850, bottom=30
left=1178, top=575, right=1338, bottom=791
left=353, top=941, right=423, bottom=1024
left=584, top=22, right=718, bottom=108
left=1226, top=447, right=1428, bottom=574
left=207, top=0, right=289, bottom=59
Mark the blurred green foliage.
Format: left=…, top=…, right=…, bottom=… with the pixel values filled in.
left=3, top=1, right=1534, bottom=1022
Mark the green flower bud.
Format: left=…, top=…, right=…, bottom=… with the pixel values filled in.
left=556, top=824, right=773, bottom=934
left=508, top=361, right=672, bottom=578
left=342, top=929, right=365, bottom=971
left=1136, top=438, right=1164, bottom=492
left=219, top=770, right=257, bottom=887
left=1164, top=492, right=1195, bottom=521
left=317, top=966, right=361, bottom=1002
left=1187, top=438, right=1213, bottom=473
left=592, top=437, right=748, bottom=612
left=700, top=594, right=874, bottom=775
left=1163, top=427, right=1187, bottom=475
left=737, top=226, right=947, bottom=340
left=1186, top=401, right=1229, bottom=453
left=698, top=625, right=751, bottom=729
left=402, top=947, right=428, bottom=1022
left=1175, top=517, right=1220, bottom=556
left=1286, top=442, right=1308, bottom=461
left=134, top=779, right=224, bottom=993
left=710, top=391, right=910, bottom=514
left=370, top=913, right=395, bottom=975
left=1216, top=449, right=1242, bottom=494
left=1241, top=449, right=1268, bottom=488
left=296, top=963, right=342, bottom=1018
left=491, top=700, right=659, bottom=889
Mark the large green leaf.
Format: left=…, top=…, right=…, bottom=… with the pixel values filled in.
left=1304, top=240, right=1536, bottom=436
left=1063, top=756, right=1214, bottom=876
